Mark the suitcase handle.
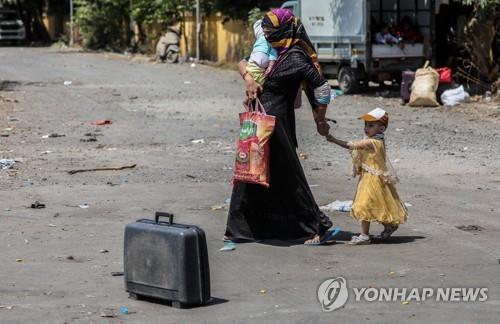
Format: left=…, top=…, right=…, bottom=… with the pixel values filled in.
left=155, top=212, right=174, bottom=224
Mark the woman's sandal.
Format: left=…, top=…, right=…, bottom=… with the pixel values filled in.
left=304, top=227, right=341, bottom=246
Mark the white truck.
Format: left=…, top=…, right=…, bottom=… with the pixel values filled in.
left=281, top=0, right=435, bottom=93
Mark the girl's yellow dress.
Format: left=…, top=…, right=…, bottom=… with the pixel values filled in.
left=349, top=138, right=407, bottom=225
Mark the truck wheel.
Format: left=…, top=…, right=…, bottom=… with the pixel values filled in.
left=338, top=66, right=359, bottom=94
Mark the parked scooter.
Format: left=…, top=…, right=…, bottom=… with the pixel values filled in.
left=156, top=25, right=180, bottom=63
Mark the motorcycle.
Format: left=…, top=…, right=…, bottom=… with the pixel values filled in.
left=156, top=26, right=180, bottom=64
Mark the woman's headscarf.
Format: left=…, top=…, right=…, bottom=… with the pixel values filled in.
left=261, top=8, right=320, bottom=71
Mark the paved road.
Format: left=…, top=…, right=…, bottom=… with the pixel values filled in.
left=1, top=47, right=499, bottom=323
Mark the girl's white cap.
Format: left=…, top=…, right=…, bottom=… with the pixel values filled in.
left=359, top=108, right=389, bottom=125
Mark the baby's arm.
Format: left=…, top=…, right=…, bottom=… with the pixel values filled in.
left=326, top=134, right=375, bottom=151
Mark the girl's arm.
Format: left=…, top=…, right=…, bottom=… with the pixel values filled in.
left=326, top=134, right=375, bottom=151
left=326, top=134, right=351, bottom=149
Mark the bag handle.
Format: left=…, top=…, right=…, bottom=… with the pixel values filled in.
left=155, top=211, right=174, bottom=224
left=243, top=98, right=267, bottom=114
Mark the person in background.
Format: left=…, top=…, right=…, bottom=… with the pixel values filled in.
left=374, top=23, right=401, bottom=45
left=394, top=16, right=424, bottom=43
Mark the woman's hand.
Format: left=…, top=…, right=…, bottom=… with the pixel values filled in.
left=316, top=120, right=330, bottom=136
left=239, top=59, right=262, bottom=100
left=244, top=74, right=262, bottom=99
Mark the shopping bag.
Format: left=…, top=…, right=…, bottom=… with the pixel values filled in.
left=436, top=67, right=452, bottom=84
left=233, top=99, right=276, bottom=188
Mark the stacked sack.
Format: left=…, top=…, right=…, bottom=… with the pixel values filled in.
left=409, top=61, right=440, bottom=107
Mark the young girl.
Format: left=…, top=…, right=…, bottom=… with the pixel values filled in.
left=326, top=108, right=408, bottom=245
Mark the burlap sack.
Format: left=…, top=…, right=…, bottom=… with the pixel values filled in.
left=409, top=61, right=440, bottom=107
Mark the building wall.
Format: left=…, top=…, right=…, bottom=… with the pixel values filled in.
left=181, top=13, right=254, bottom=63
left=42, top=11, right=254, bottom=63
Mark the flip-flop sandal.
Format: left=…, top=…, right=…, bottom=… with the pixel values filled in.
left=305, top=227, right=341, bottom=246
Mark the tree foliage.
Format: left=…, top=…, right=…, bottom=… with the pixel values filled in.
left=131, top=0, right=194, bottom=26
left=75, top=0, right=131, bottom=50
left=456, top=0, right=500, bottom=82
left=458, top=0, right=500, bottom=8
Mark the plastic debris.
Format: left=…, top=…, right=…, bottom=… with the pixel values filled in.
left=120, top=307, right=129, bottom=315
left=0, top=159, right=16, bottom=170
left=15, top=258, right=22, bottom=263
left=63, top=80, right=73, bottom=86
left=331, top=89, right=343, bottom=100
left=183, top=81, right=192, bottom=84
left=79, top=204, right=90, bottom=209
left=259, top=289, right=267, bottom=294
left=0, top=305, right=14, bottom=310
left=402, top=301, right=410, bottom=305
left=190, top=63, right=197, bottom=68
left=320, top=200, right=353, bottom=212
left=42, top=133, right=66, bottom=138
left=389, top=271, right=396, bottom=275
left=93, top=119, right=112, bottom=126
left=100, top=309, right=117, bottom=318
left=219, top=241, right=236, bottom=252
left=191, top=139, right=205, bottom=144
left=99, top=249, right=109, bottom=253
left=441, top=85, right=470, bottom=106
left=7, top=116, right=18, bottom=122
left=31, top=201, right=46, bottom=209
left=299, top=153, right=308, bottom=160
left=48, top=224, right=57, bottom=227
left=404, top=202, right=412, bottom=207
left=111, top=272, right=124, bottom=277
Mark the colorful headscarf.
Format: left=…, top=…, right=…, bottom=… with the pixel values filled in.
left=261, top=8, right=320, bottom=71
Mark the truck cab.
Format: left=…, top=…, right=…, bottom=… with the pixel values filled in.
left=0, top=8, right=26, bottom=43
left=281, top=0, right=434, bottom=93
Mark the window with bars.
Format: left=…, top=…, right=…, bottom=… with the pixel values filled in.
left=370, top=0, right=432, bottom=39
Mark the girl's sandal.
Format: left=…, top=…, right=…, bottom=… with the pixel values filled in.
left=380, top=224, right=398, bottom=241
left=347, top=234, right=371, bottom=245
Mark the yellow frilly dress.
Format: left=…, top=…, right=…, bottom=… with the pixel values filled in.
left=349, top=138, right=408, bottom=225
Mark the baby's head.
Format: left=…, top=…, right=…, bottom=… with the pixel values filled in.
left=359, top=108, right=389, bottom=137
left=253, top=19, right=264, bottom=39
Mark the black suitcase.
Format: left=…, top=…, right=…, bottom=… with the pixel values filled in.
left=124, top=212, right=211, bottom=308
left=401, top=70, right=415, bottom=103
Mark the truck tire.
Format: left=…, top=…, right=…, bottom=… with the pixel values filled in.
left=338, top=66, right=359, bottom=94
